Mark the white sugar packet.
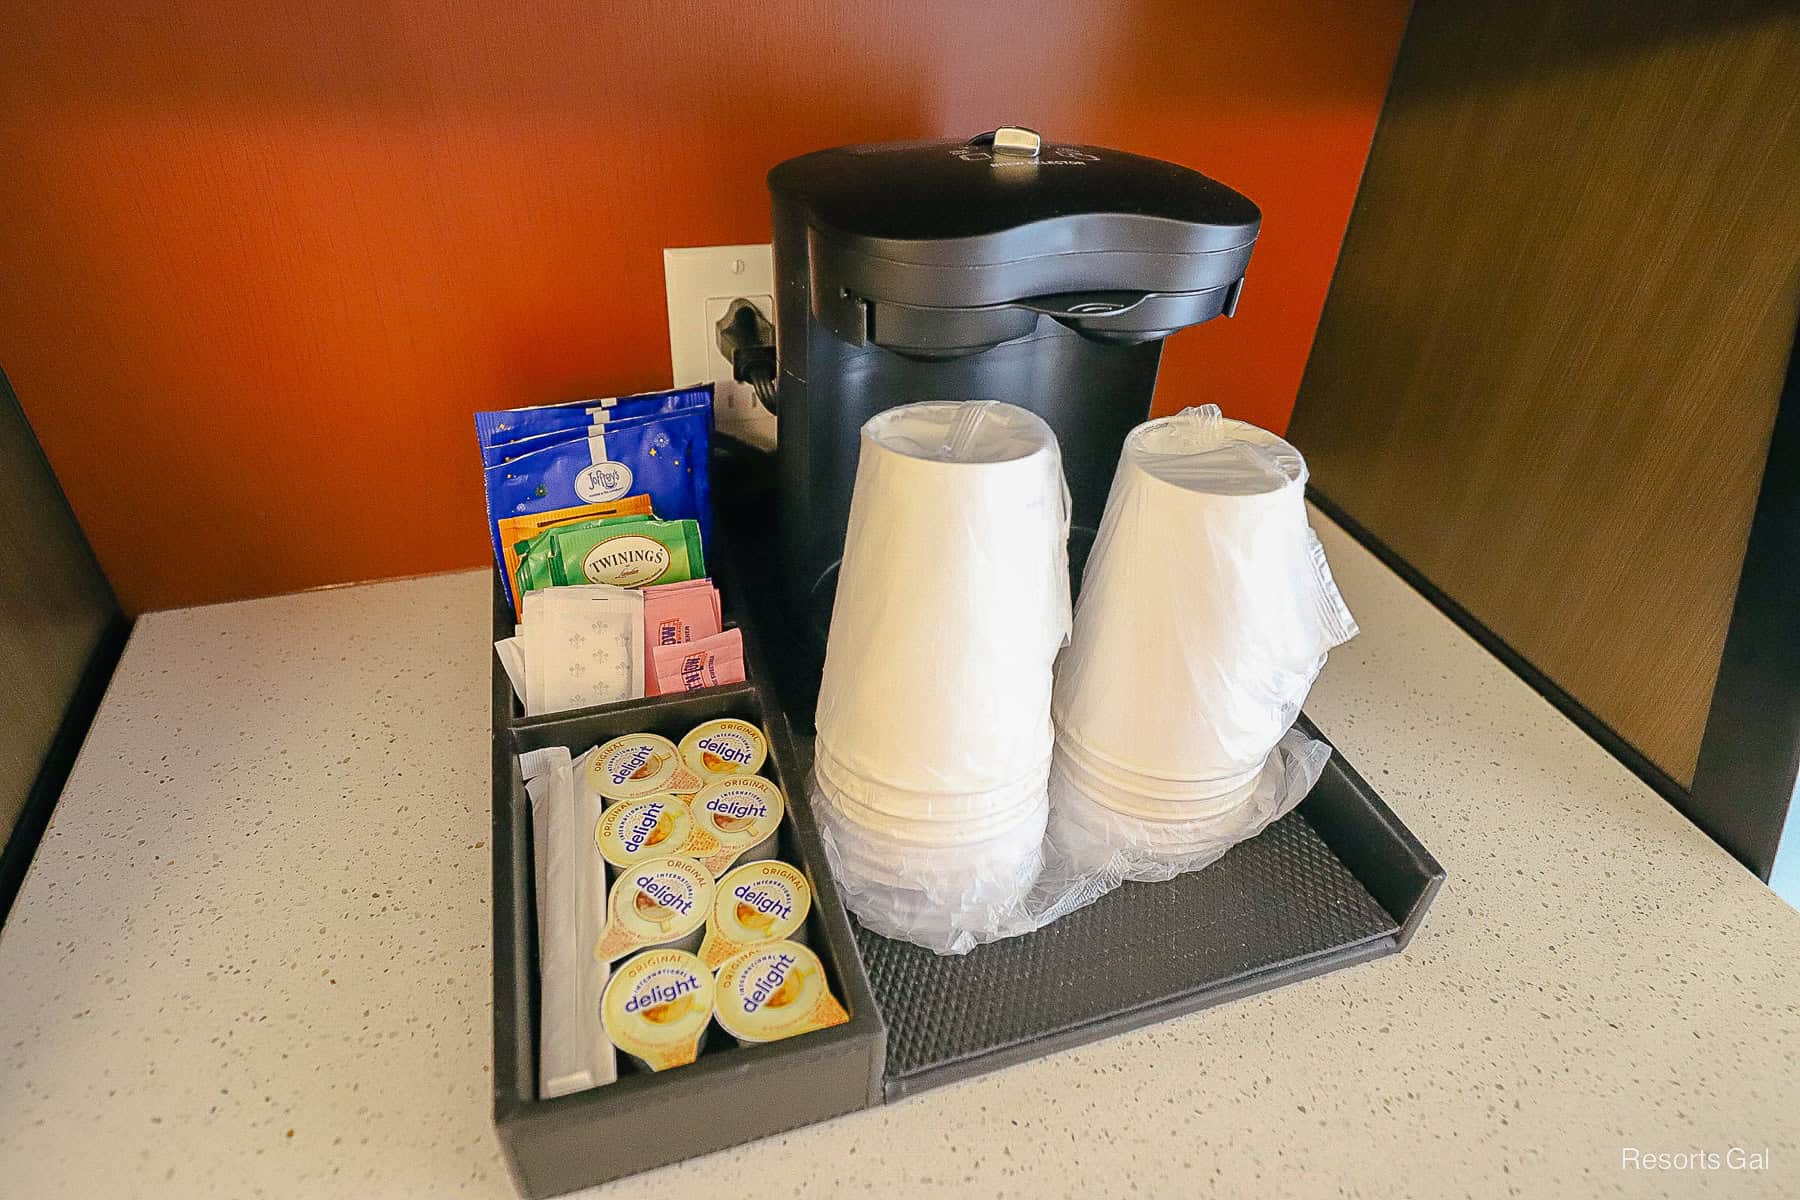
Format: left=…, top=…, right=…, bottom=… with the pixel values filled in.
left=537, top=587, right=644, bottom=713
left=501, top=585, right=646, bottom=716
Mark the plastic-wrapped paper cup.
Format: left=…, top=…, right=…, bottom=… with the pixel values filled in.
left=1046, top=735, right=1325, bottom=878
left=815, top=401, right=1070, bottom=802
left=1053, top=406, right=1356, bottom=786
left=818, top=778, right=1047, bottom=852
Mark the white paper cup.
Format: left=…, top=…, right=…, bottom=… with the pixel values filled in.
left=1046, top=748, right=1308, bottom=876
left=1053, top=731, right=1263, bottom=810
left=811, top=768, right=1047, bottom=902
left=1053, top=407, right=1356, bottom=786
left=812, top=734, right=1049, bottom=831
left=815, top=401, right=1070, bottom=800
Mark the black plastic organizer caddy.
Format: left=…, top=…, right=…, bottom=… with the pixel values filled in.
left=489, top=458, right=1444, bottom=1198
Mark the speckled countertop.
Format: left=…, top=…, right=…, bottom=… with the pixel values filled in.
left=2, top=514, right=1796, bottom=1199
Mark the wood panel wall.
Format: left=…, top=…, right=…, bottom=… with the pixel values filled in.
left=1289, top=0, right=1800, bottom=787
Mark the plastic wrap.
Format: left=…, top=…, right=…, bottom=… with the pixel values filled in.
left=813, top=729, right=1329, bottom=954
left=1045, top=731, right=1332, bottom=881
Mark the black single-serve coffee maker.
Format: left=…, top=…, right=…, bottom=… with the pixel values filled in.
left=765, top=127, right=1260, bottom=651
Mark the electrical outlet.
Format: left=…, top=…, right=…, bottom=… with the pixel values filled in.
left=664, top=244, right=776, bottom=449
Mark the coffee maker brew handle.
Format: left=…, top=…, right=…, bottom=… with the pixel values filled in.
left=1017, top=284, right=1243, bottom=344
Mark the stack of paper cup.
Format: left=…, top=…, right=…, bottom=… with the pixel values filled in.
left=811, top=401, right=1070, bottom=940
left=1049, top=405, right=1356, bottom=857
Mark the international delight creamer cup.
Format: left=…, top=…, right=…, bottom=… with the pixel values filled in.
left=594, top=856, right=714, bottom=964
left=601, top=949, right=715, bottom=1071
left=587, top=733, right=704, bottom=806
left=690, top=775, right=785, bottom=876
left=714, top=941, right=848, bottom=1046
left=699, top=861, right=811, bottom=969
left=678, top=718, right=768, bottom=782
left=595, top=795, right=722, bottom=871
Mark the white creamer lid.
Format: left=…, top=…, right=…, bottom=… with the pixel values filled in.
left=594, top=795, right=721, bottom=870
left=699, top=861, right=811, bottom=969
left=593, top=856, right=714, bottom=964
left=587, top=733, right=704, bottom=804
left=678, top=718, right=769, bottom=780
left=691, top=775, right=785, bottom=875
left=601, top=948, right=715, bottom=1071
left=713, top=941, right=848, bottom=1044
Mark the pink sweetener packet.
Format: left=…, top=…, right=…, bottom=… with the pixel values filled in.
left=653, top=628, right=745, bottom=694
left=642, top=586, right=723, bottom=694
left=644, top=578, right=713, bottom=596
left=652, top=578, right=722, bottom=630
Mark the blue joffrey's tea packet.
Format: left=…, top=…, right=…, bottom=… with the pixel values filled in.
left=478, top=402, right=712, bottom=470
left=479, top=389, right=713, bottom=610
left=476, top=386, right=711, bottom=463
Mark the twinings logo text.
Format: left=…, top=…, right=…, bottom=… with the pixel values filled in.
left=583, top=534, right=671, bottom=586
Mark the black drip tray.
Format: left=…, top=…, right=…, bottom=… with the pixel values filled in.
left=855, top=810, right=1395, bottom=1094
left=714, top=452, right=1443, bottom=1102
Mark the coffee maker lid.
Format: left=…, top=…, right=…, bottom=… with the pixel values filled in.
left=768, top=129, right=1260, bottom=308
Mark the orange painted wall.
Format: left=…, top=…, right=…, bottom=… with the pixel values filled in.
left=0, top=1, right=1409, bottom=613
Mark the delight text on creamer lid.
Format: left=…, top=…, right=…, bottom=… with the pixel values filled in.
left=691, top=774, right=785, bottom=875
left=594, top=795, right=721, bottom=869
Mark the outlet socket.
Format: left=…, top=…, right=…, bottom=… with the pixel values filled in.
left=664, top=244, right=776, bottom=449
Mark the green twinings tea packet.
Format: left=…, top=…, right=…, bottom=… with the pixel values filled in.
left=545, top=516, right=705, bottom=589
left=512, top=513, right=648, bottom=600
left=514, top=535, right=558, bottom=599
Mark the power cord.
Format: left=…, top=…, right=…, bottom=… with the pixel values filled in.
left=715, top=298, right=778, bottom=414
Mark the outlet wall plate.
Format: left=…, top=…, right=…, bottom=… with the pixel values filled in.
left=664, top=245, right=776, bottom=450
